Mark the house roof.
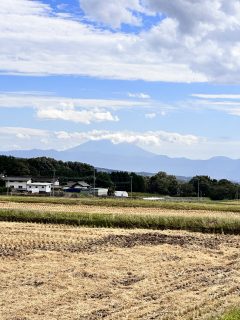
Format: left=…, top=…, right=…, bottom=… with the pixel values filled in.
left=2, top=177, right=31, bottom=182
left=66, top=181, right=90, bottom=188
left=78, top=181, right=90, bottom=187
left=27, top=182, right=52, bottom=186
left=32, top=177, right=59, bottom=183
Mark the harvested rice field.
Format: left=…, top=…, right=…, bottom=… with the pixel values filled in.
left=1, top=200, right=240, bottom=220
left=0, top=222, right=239, bottom=320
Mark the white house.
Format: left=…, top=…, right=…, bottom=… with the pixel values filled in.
left=27, top=182, right=52, bottom=194
left=3, top=177, right=32, bottom=191
left=114, top=191, right=129, bottom=198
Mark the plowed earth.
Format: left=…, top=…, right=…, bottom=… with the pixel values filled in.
left=0, top=222, right=239, bottom=320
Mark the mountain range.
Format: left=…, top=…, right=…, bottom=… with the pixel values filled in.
left=1, top=140, right=240, bottom=181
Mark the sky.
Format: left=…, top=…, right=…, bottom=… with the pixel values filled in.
left=1, top=0, right=240, bottom=159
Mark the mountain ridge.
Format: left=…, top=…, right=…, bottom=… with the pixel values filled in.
left=1, top=140, right=240, bottom=180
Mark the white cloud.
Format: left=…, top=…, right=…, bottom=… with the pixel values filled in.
left=145, top=113, right=156, bottom=119
left=80, top=0, right=150, bottom=28
left=0, top=92, right=146, bottom=109
left=3, top=126, right=240, bottom=159
left=189, top=94, right=240, bottom=117
left=128, top=92, right=150, bottom=99
left=192, top=94, right=240, bottom=99
left=0, top=0, right=205, bottom=82
left=0, top=126, right=48, bottom=137
left=37, top=108, right=119, bottom=124
left=2, top=1, right=240, bottom=82
left=54, top=129, right=200, bottom=147
left=0, top=127, right=200, bottom=152
left=0, top=91, right=148, bottom=124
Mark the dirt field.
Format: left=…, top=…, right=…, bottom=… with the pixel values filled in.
left=0, top=222, right=239, bottom=320
left=1, top=200, right=240, bottom=220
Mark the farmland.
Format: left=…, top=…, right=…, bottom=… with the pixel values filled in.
left=0, top=196, right=239, bottom=319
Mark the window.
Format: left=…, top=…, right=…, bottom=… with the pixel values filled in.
left=42, top=186, right=44, bottom=189
left=19, top=186, right=23, bottom=189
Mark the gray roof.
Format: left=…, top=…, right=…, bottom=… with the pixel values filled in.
left=2, top=177, right=31, bottom=182
left=78, top=181, right=90, bottom=187
left=66, top=181, right=90, bottom=188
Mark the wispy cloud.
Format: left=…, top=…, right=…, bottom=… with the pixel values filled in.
left=192, top=94, right=240, bottom=100
left=145, top=113, right=156, bottom=119
left=0, top=91, right=147, bottom=124
left=128, top=92, right=151, bottom=99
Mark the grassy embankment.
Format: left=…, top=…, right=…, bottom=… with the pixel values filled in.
left=218, top=309, right=240, bottom=320
left=0, top=208, right=239, bottom=234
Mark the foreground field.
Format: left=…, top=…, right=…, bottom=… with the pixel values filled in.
left=0, top=222, right=239, bottom=320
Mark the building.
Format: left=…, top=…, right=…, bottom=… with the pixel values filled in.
left=114, top=191, right=128, bottom=198
left=32, top=177, right=60, bottom=186
left=90, top=188, right=108, bottom=197
left=27, top=182, right=52, bottom=194
left=63, top=181, right=91, bottom=193
left=3, top=177, right=32, bottom=191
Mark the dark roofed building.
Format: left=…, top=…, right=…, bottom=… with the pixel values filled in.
left=64, top=181, right=91, bottom=192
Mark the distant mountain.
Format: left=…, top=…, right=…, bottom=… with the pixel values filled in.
left=1, top=140, right=240, bottom=180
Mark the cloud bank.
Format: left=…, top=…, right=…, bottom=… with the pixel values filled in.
left=2, top=0, right=240, bottom=82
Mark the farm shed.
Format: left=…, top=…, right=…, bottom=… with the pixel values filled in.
left=90, top=188, right=108, bottom=197
left=114, top=191, right=128, bottom=198
left=3, top=177, right=32, bottom=191
left=27, top=182, right=52, bottom=194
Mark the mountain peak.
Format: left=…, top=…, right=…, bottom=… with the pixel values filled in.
left=68, top=140, right=155, bottom=157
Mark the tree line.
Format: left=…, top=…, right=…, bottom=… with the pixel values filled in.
left=0, top=155, right=239, bottom=200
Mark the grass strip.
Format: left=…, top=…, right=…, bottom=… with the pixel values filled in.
left=0, top=209, right=239, bottom=234
left=2, top=195, right=240, bottom=213
left=218, top=309, right=240, bottom=320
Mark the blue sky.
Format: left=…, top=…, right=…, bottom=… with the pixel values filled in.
left=1, top=0, right=240, bottom=159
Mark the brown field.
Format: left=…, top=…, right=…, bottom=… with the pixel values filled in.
left=1, top=200, right=240, bottom=220
left=0, top=221, right=239, bottom=320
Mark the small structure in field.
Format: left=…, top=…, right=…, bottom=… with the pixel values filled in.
left=142, top=197, right=165, bottom=201
left=3, top=176, right=32, bottom=191
left=114, top=191, right=128, bottom=198
left=27, top=182, right=52, bottom=194
left=90, top=188, right=108, bottom=197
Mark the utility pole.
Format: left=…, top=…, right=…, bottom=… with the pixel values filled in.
left=197, top=178, right=200, bottom=201
left=130, top=175, right=133, bottom=199
left=52, top=169, right=56, bottom=197
left=93, top=168, right=95, bottom=198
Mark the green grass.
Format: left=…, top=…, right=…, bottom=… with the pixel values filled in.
left=0, top=209, right=239, bottom=234
left=1, top=195, right=240, bottom=213
left=218, top=309, right=240, bottom=320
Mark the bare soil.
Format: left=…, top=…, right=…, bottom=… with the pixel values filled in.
left=0, top=222, right=239, bottom=320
